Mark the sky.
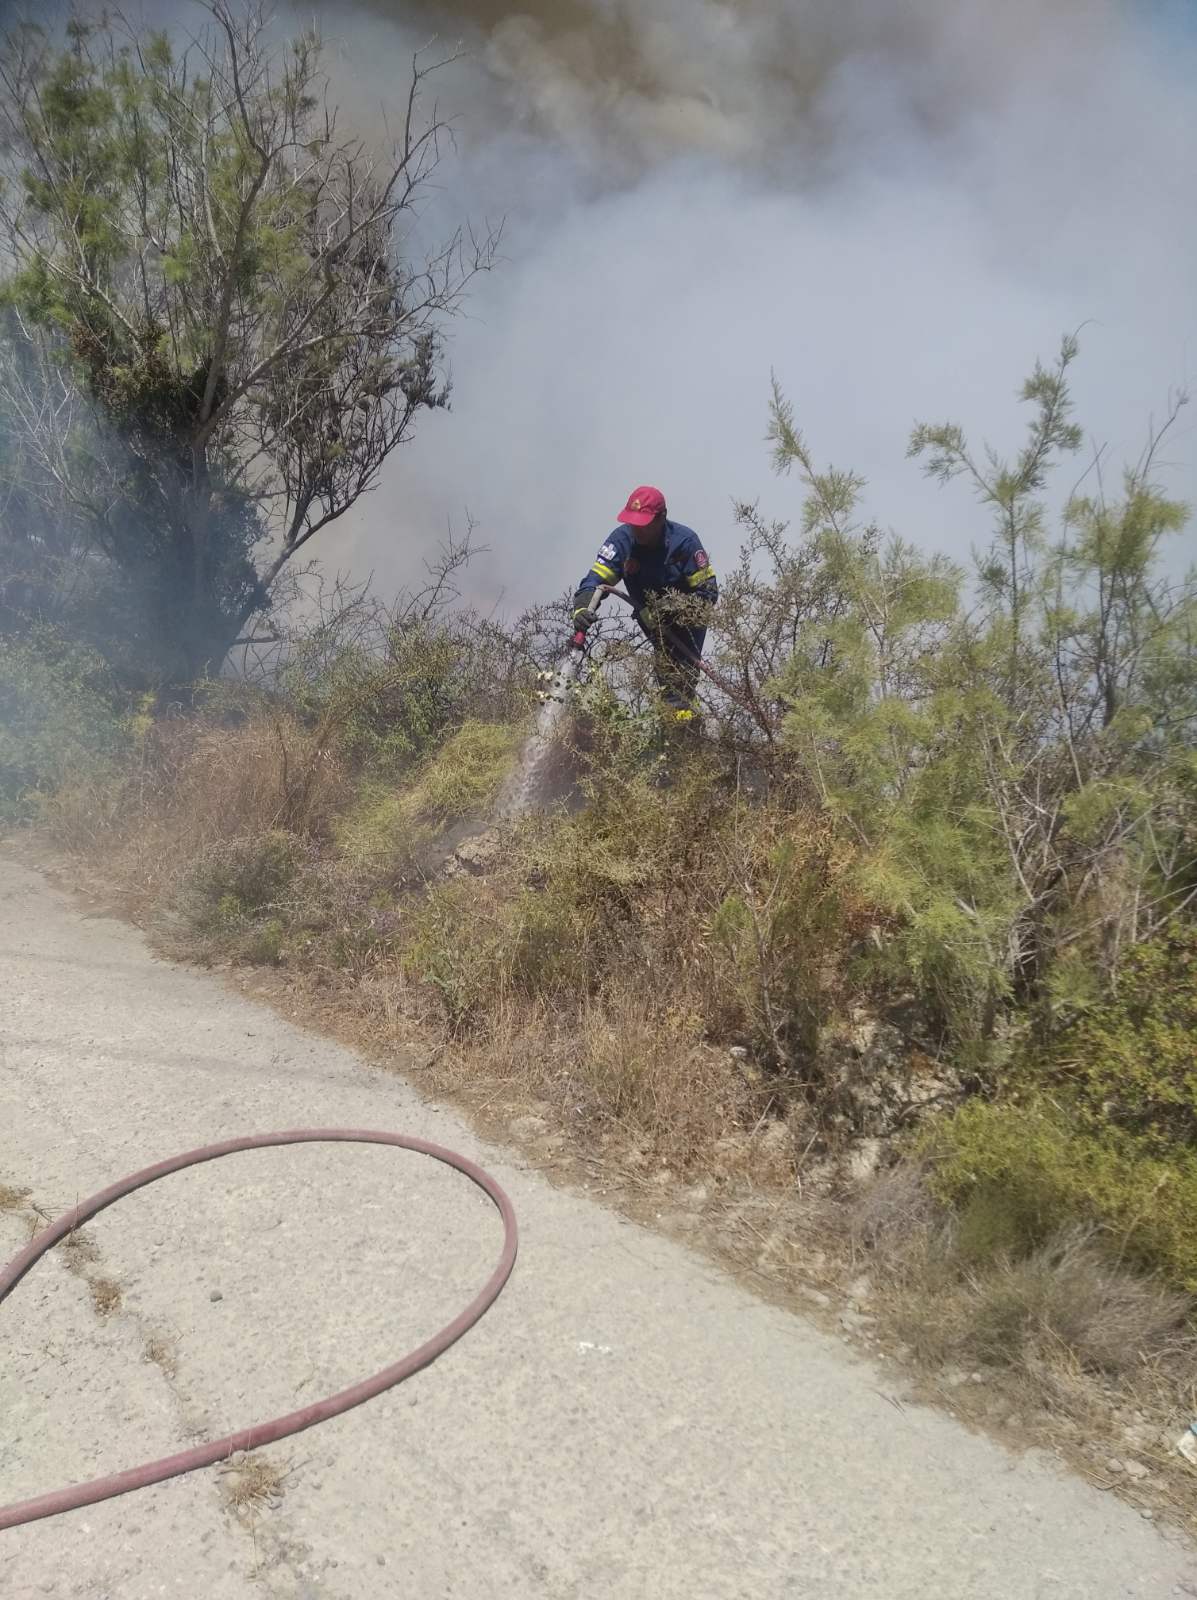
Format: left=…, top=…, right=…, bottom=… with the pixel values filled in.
left=281, top=2, right=1194, bottom=608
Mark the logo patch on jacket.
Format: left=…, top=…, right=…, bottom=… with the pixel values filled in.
left=694, top=550, right=708, bottom=568
left=599, top=542, right=617, bottom=562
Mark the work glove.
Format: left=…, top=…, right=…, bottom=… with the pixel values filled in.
left=570, top=601, right=598, bottom=649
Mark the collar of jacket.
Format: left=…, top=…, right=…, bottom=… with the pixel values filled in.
left=628, top=519, right=679, bottom=555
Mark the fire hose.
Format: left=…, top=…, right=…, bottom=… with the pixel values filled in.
left=576, top=586, right=773, bottom=734
left=0, top=1130, right=518, bottom=1532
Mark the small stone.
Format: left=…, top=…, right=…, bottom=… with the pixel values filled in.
left=377, top=1555, right=387, bottom=1567
left=728, top=1046, right=748, bottom=1061
left=838, top=1308, right=875, bottom=1333
left=850, top=1017, right=879, bottom=1052
left=1141, top=1509, right=1155, bottom=1521
left=452, top=829, right=502, bottom=875
left=847, top=1138, right=883, bottom=1183
left=209, top=1290, right=223, bottom=1303
left=509, top=1114, right=549, bottom=1141
left=1106, top=1457, right=1125, bottom=1475
left=1124, top=1459, right=1150, bottom=1481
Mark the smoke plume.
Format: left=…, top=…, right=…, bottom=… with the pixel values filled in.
left=304, top=0, right=1196, bottom=607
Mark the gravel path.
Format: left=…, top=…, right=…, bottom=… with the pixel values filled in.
left=1, top=853, right=1194, bottom=1599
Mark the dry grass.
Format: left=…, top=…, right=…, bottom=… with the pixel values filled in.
left=46, top=1221, right=124, bottom=1318
left=845, top=1160, right=1197, bottom=1389
left=143, top=1333, right=179, bottom=1377
left=41, top=711, right=350, bottom=913
left=848, top=1159, right=940, bottom=1265
left=428, top=986, right=778, bottom=1177
left=87, top=1275, right=123, bottom=1317
left=169, top=715, right=349, bottom=842
left=887, top=1226, right=1194, bottom=1378
left=569, top=991, right=758, bottom=1160
left=60, top=1226, right=101, bottom=1270
left=980, top=1237, right=1191, bottom=1375
left=218, top=1451, right=289, bottom=1520
left=0, top=1194, right=127, bottom=1331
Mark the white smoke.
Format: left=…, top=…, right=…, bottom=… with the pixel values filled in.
left=301, top=0, right=1196, bottom=608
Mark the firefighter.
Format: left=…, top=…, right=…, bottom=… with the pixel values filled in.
left=571, top=485, right=718, bottom=715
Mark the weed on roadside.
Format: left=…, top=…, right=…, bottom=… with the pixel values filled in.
left=219, top=1451, right=290, bottom=1521
left=0, top=1182, right=30, bottom=1212
left=87, top=1276, right=123, bottom=1317
left=142, top=1333, right=179, bottom=1377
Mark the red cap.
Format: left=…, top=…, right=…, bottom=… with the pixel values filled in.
left=617, top=485, right=666, bottom=527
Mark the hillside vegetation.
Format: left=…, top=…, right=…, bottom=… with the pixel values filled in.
left=1, top=3, right=1194, bottom=1512
left=6, top=339, right=1196, bottom=1312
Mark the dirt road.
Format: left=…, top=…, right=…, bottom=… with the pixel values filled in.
left=1, top=854, right=1193, bottom=1599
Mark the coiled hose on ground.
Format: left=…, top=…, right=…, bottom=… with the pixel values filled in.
left=0, top=1129, right=518, bottom=1531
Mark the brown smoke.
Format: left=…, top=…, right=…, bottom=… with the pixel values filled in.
left=344, top=0, right=1123, bottom=177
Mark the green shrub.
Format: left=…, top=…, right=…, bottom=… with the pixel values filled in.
left=278, top=620, right=535, bottom=776
left=403, top=879, right=508, bottom=1030
left=924, top=924, right=1197, bottom=1290
left=759, top=342, right=1196, bottom=1057
left=412, top=721, right=521, bottom=822
left=709, top=816, right=857, bottom=1071
left=173, top=831, right=302, bottom=960
left=507, top=887, right=599, bottom=997
left=337, top=720, right=519, bottom=873
left=1040, top=922, right=1197, bottom=1148
left=924, top=1099, right=1197, bottom=1291
left=243, top=916, right=286, bottom=965
left=400, top=864, right=600, bottom=1032
left=0, top=631, right=127, bottom=818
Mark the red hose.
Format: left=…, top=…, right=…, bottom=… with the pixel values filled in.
left=0, top=1129, right=518, bottom=1532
